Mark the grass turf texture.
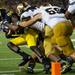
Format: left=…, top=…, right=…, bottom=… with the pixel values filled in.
left=0, top=31, right=75, bottom=75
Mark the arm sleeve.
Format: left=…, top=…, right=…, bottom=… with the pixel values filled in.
left=68, top=0, right=75, bottom=14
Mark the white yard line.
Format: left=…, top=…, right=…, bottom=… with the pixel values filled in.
left=0, top=70, right=20, bottom=73
left=0, top=69, right=43, bottom=74
left=0, top=42, right=2, bottom=44
left=73, top=32, right=75, bottom=34
left=0, top=67, right=75, bottom=74
left=0, top=58, right=22, bottom=61
left=71, top=39, right=75, bottom=42
left=73, top=30, right=75, bottom=34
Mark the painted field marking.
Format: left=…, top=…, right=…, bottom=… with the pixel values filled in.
left=0, top=58, right=22, bottom=61
left=0, top=68, right=43, bottom=73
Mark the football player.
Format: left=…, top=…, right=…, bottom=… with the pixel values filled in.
left=33, top=0, right=75, bottom=73
left=7, top=2, right=50, bottom=74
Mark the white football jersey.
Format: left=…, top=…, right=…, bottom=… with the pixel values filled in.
left=68, top=0, right=75, bottom=14
left=33, top=5, right=67, bottom=28
left=20, top=10, right=33, bottom=21
left=20, top=7, right=45, bottom=32
left=69, top=0, right=75, bottom=4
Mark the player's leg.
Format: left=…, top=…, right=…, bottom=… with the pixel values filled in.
left=26, top=29, right=50, bottom=74
left=7, top=36, right=32, bottom=66
left=27, top=41, right=45, bottom=73
left=53, top=21, right=75, bottom=73
left=44, top=25, right=62, bottom=61
left=27, top=52, right=37, bottom=73
left=44, top=25, right=73, bottom=73
left=44, top=36, right=72, bottom=73
left=44, top=25, right=65, bottom=69
left=27, top=36, right=45, bottom=73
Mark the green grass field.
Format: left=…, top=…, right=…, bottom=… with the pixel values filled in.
left=0, top=31, right=75, bottom=75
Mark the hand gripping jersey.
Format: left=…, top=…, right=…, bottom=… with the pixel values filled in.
left=68, top=0, right=75, bottom=14
left=20, top=7, right=44, bottom=32
left=33, top=5, right=68, bottom=28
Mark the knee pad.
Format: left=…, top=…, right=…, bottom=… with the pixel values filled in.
left=7, top=42, right=20, bottom=53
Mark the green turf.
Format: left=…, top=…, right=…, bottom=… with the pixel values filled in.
left=0, top=31, right=75, bottom=75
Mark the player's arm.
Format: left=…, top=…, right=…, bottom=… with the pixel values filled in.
left=19, top=13, right=42, bottom=27
left=4, top=25, right=19, bottom=38
left=2, top=22, right=19, bottom=38
left=65, top=0, right=75, bottom=19
left=7, top=13, right=42, bottom=32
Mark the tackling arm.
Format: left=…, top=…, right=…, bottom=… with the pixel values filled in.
left=3, top=13, right=42, bottom=33
left=19, top=13, right=42, bottom=27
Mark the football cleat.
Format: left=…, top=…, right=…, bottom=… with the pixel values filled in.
left=19, top=56, right=32, bottom=67
left=27, top=67, right=34, bottom=74
left=61, top=60, right=72, bottom=74
left=43, top=62, right=51, bottom=74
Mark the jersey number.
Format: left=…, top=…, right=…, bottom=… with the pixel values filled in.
left=46, top=8, right=60, bottom=15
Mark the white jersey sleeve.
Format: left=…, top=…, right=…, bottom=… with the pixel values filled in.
left=68, top=0, right=75, bottom=14
left=20, top=10, right=33, bottom=21
left=30, top=22, right=45, bottom=32
left=31, top=8, right=45, bottom=31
